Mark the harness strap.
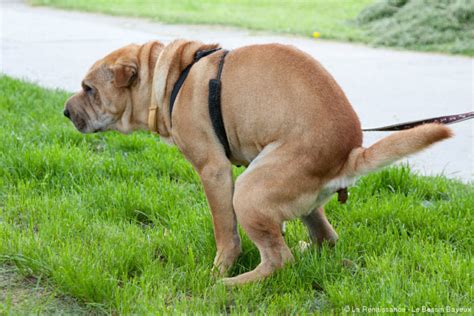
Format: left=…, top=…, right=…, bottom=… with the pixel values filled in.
left=208, top=50, right=232, bottom=158
left=169, top=48, right=221, bottom=125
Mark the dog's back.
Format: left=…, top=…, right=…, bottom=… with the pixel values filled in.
left=222, top=43, right=363, bottom=174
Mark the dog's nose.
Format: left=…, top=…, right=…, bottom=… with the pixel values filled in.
left=63, top=108, right=70, bottom=118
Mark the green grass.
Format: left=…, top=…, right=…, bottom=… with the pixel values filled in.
left=0, top=75, right=473, bottom=313
left=29, top=0, right=374, bottom=42
left=29, top=0, right=474, bottom=56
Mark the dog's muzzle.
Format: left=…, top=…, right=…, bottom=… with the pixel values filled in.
left=63, top=108, right=71, bottom=119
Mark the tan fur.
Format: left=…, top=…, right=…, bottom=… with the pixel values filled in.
left=344, top=124, right=453, bottom=176
left=64, top=40, right=453, bottom=285
left=65, top=41, right=163, bottom=133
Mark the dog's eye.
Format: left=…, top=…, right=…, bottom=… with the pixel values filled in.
left=82, top=83, right=95, bottom=95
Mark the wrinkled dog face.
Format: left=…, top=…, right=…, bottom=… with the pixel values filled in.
left=64, top=45, right=139, bottom=133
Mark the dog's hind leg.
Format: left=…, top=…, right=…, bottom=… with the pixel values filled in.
left=222, top=146, right=322, bottom=285
left=222, top=222, right=293, bottom=285
left=301, top=207, right=338, bottom=247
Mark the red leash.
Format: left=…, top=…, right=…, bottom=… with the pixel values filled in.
left=363, top=111, right=473, bottom=132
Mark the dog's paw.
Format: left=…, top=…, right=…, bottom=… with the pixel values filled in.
left=297, top=240, right=311, bottom=252
left=212, top=246, right=242, bottom=277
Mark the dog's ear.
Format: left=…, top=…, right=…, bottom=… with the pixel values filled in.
left=111, top=57, right=138, bottom=88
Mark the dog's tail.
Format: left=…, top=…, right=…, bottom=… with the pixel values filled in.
left=343, top=123, right=453, bottom=177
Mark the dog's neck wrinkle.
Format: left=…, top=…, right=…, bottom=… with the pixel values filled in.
left=159, top=64, right=181, bottom=135
left=150, top=71, right=172, bottom=137
left=131, top=44, right=165, bottom=133
left=157, top=108, right=171, bottom=137
left=130, top=83, right=154, bottom=131
left=150, top=54, right=181, bottom=137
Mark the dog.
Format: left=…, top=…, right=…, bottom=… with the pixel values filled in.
left=64, top=40, right=452, bottom=285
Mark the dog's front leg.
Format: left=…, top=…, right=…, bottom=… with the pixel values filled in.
left=197, top=160, right=241, bottom=276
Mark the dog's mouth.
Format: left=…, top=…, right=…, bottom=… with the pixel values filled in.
left=92, top=127, right=106, bottom=133
left=65, top=112, right=92, bottom=134
left=66, top=111, right=111, bottom=134
left=70, top=116, right=87, bottom=132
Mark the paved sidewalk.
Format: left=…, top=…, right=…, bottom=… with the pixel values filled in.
left=1, top=1, right=472, bottom=181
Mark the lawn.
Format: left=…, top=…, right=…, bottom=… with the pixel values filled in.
left=29, top=0, right=374, bottom=42
left=0, top=75, right=473, bottom=313
left=29, top=0, right=474, bottom=56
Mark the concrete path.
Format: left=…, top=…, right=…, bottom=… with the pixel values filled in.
left=1, top=1, right=472, bottom=181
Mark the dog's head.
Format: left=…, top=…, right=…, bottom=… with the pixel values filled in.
left=64, top=41, right=163, bottom=133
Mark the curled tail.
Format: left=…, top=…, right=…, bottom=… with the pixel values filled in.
left=343, top=123, right=453, bottom=177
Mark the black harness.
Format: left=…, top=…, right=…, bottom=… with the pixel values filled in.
left=169, top=48, right=232, bottom=158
